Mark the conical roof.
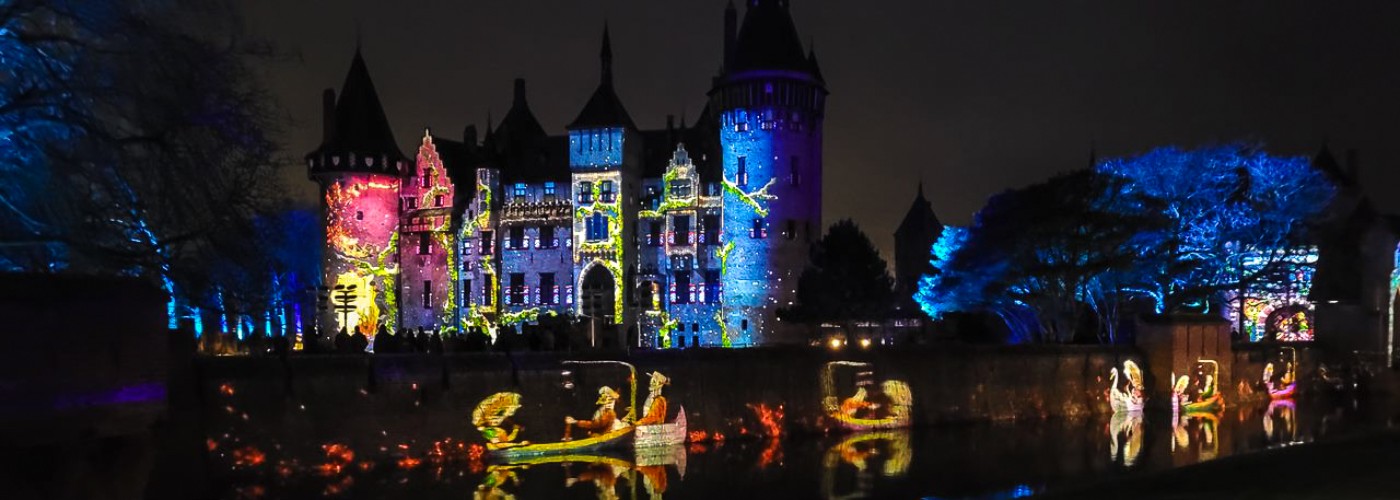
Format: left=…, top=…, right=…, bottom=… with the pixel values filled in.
left=728, top=0, right=815, bottom=76
left=569, top=25, right=636, bottom=130
left=309, top=50, right=405, bottom=164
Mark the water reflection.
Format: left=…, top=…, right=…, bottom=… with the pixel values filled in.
left=1171, top=411, right=1221, bottom=462
left=1107, top=411, right=1143, bottom=467
left=821, top=431, right=911, bottom=499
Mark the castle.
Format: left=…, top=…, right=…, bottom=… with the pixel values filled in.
left=305, top=0, right=826, bottom=347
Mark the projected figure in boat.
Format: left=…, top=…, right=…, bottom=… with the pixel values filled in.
left=822, top=362, right=913, bottom=431
left=1264, top=347, right=1298, bottom=400
left=1172, top=359, right=1224, bottom=415
left=635, top=371, right=688, bottom=449
left=566, top=386, right=625, bottom=441
left=473, top=392, right=529, bottom=451
left=1107, top=360, right=1145, bottom=413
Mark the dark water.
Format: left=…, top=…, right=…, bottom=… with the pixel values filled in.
left=127, top=391, right=1393, bottom=499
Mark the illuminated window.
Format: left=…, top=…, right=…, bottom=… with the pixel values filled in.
left=483, top=280, right=494, bottom=306
left=422, top=280, right=432, bottom=309
left=418, top=234, right=431, bottom=255
left=704, top=270, right=721, bottom=304
left=702, top=214, right=720, bottom=245
left=463, top=239, right=473, bottom=256
left=578, top=182, right=593, bottom=203
left=672, top=214, right=692, bottom=245
left=434, top=194, right=444, bottom=207
left=790, top=156, right=801, bottom=186
left=540, top=273, right=555, bottom=304
left=513, top=183, right=526, bottom=202
left=599, top=181, right=616, bottom=203
left=737, top=157, right=748, bottom=188
left=544, top=181, right=556, bottom=200
left=674, top=271, right=692, bottom=304
left=481, top=231, right=494, bottom=255
left=509, top=273, right=525, bottom=305
left=586, top=213, right=608, bottom=241
left=539, top=226, right=556, bottom=248
left=421, top=175, right=429, bottom=188
left=509, top=227, right=524, bottom=249
left=670, top=179, right=693, bottom=198
left=750, top=218, right=767, bottom=239
left=647, top=221, right=662, bottom=247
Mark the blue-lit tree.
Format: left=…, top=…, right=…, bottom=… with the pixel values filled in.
left=919, top=144, right=1334, bottom=343
left=0, top=0, right=283, bottom=329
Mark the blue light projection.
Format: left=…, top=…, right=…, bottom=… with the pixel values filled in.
left=569, top=127, right=625, bottom=168
left=720, top=109, right=781, bottom=346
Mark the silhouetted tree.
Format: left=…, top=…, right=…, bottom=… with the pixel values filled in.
left=782, top=220, right=894, bottom=338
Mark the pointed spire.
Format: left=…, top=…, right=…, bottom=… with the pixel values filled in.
left=916, top=179, right=924, bottom=201
left=1088, top=141, right=1097, bottom=168
left=600, top=23, right=614, bottom=86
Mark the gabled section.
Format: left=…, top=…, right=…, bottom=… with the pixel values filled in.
left=306, top=49, right=406, bottom=177
left=896, top=183, right=942, bottom=238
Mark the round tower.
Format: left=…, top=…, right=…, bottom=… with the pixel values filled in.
left=305, top=50, right=407, bottom=338
left=710, top=0, right=827, bottom=345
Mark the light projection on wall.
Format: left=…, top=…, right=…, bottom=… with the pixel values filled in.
left=1106, top=360, right=1145, bottom=413
left=568, top=127, right=625, bottom=168
left=459, top=171, right=499, bottom=338
left=820, top=361, right=912, bottom=431
left=573, top=171, right=625, bottom=323
left=718, top=108, right=792, bottom=346
left=1172, top=359, right=1224, bottom=415
left=645, top=145, right=727, bottom=348
left=1223, top=248, right=1317, bottom=342
left=323, top=175, right=400, bottom=335
left=1263, top=347, right=1298, bottom=400
left=402, top=133, right=458, bottom=332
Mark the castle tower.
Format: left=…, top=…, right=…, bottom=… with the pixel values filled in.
left=568, top=24, right=643, bottom=340
left=305, top=50, right=407, bottom=337
left=399, top=130, right=459, bottom=332
left=709, top=0, right=827, bottom=345
left=894, top=182, right=942, bottom=306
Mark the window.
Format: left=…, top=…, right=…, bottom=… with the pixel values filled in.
left=737, top=157, right=748, bottom=188
left=785, top=219, right=796, bottom=240
left=670, top=179, right=693, bottom=198
left=673, top=271, right=692, bottom=304
left=544, top=181, right=556, bottom=200
left=463, top=279, right=472, bottom=305
left=742, top=319, right=748, bottom=330
left=540, top=273, right=555, bottom=304
left=418, top=234, right=431, bottom=255
left=578, top=182, right=594, bottom=203
left=420, top=175, right=429, bottom=188
left=539, top=226, right=556, bottom=248
left=672, top=254, right=694, bottom=271
left=513, top=183, right=527, bottom=202
left=703, top=270, right=721, bottom=304
left=586, top=213, right=609, bottom=241
left=790, top=156, right=801, bottom=186
left=509, top=273, right=525, bottom=305
left=434, top=194, right=444, bottom=207
left=646, top=221, right=662, bottom=247
left=701, top=214, right=721, bottom=245
left=750, top=218, right=767, bottom=239
left=599, top=181, right=616, bottom=203
left=422, top=280, right=432, bottom=309
left=463, top=239, right=473, bottom=256
left=480, top=231, right=494, bottom=255
left=483, top=280, right=494, bottom=306
left=356, top=211, right=364, bottom=221
left=671, top=214, right=692, bottom=245
left=504, top=226, right=521, bottom=249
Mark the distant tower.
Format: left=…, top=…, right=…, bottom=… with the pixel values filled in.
left=568, top=24, right=641, bottom=332
left=710, top=0, right=827, bottom=345
left=305, top=50, right=406, bottom=337
left=894, top=182, right=942, bottom=307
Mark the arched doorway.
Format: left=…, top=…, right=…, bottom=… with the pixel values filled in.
left=581, top=265, right=617, bottom=323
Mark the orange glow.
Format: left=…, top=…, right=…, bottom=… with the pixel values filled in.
left=232, top=446, right=266, bottom=468
left=748, top=403, right=785, bottom=438
left=219, top=383, right=235, bottom=396
left=356, top=461, right=375, bottom=473
left=756, top=437, right=783, bottom=469
left=206, top=438, right=219, bottom=452
left=397, top=456, right=422, bottom=469
left=688, top=430, right=709, bottom=442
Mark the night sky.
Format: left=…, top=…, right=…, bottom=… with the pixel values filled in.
left=246, top=0, right=1400, bottom=260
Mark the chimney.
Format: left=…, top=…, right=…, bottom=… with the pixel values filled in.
left=463, top=125, right=478, bottom=147
left=321, top=88, right=336, bottom=143
left=724, top=1, right=737, bottom=70
left=1345, top=149, right=1360, bottom=184
left=513, top=78, right=527, bottom=108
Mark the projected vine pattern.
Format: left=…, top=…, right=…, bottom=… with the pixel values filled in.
left=323, top=175, right=401, bottom=335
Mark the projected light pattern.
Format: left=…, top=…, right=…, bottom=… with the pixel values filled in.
left=1223, top=248, right=1317, bottom=342
left=572, top=170, right=625, bottom=323
left=400, top=133, right=457, bottom=332
left=323, top=175, right=401, bottom=335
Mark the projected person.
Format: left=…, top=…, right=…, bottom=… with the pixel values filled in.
left=565, top=386, right=623, bottom=441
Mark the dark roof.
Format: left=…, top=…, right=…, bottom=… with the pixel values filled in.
left=895, top=184, right=942, bottom=238
left=638, top=105, right=722, bottom=183
left=1312, top=144, right=1352, bottom=186
left=484, top=79, right=569, bottom=183
left=728, top=0, right=820, bottom=78
left=569, top=25, right=637, bottom=130
left=569, top=83, right=636, bottom=130
left=308, top=50, right=405, bottom=163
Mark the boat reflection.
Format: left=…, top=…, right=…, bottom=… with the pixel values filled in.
left=1263, top=398, right=1297, bottom=446
left=1171, top=410, right=1221, bottom=463
left=476, top=446, right=685, bottom=500
left=1107, top=410, right=1143, bottom=467
left=821, top=430, right=912, bottom=499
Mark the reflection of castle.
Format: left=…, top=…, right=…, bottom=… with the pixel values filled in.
left=305, top=1, right=826, bottom=346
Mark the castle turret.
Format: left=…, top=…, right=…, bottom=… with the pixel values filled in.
left=709, top=0, right=827, bottom=345
left=305, top=49, right=406, bottom=337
